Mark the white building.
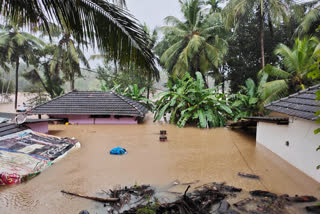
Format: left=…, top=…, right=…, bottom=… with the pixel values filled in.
left=256, top=85, right=320, bottom=182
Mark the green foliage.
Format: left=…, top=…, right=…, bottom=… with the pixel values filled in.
left=136, top=202, right=160, bottom=214
left=123, top=84, right=154, bottom=110
left=97, top=64, right=154, bottom=95
left=306, top=25, right=320, bottom=170
left=157, top=0, right=228, bottom=78
left=154, top=72, right=232, bottom=128
left=224, top=0, right=291, bottom=69
left=23, top=66, right=65, bottom=99
left=101, top=81, right=153, bottom=110
left=24, top=84, right=50, bottom=106
left=295, top=2, right=320, bottom=36
left=0, top=24, right=45, bottom=107
left=225, top=14, right=295, bottom=93
left=259, top=37, right=320, bottom=105
left=0, top=75, right=14, bottom=94
left=230, top=78, right=265, bottom=121
left=0, top=0, right=159, bottom=78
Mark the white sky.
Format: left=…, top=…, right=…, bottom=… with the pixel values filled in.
left=126, top=0, right=182, bottom=30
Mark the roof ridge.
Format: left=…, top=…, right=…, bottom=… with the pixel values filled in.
left=29, top=91, right=73, bottom=114
left=111, top=92, right=144, bottom=116
left=264, top=84, right=320, bottom=108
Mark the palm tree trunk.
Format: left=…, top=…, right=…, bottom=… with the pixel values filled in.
left=1, top=74, right=4, bottom=96
left=15, top=57, right=20, bottom=109
left=114, top=59, right=118, bottom=74
left=5, top=71, right=11, bottom=95
left=71, top=79, right=75, bottom=91
left=259, top=11, right=265, bottom=69
left=147, top=71, right=151, bottom=99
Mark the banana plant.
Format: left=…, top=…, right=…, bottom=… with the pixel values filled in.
left=154, top=72, right=232, bottom=128
left=230, top=78, right=265, bottom=121
left=123, top=84, right=154, bottom=110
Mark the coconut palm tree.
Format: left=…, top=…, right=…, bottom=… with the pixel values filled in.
left=0, top=24, right=45, bottom=109
left=0, top=0, right=159, bottom=80
left=42, top=22, right=90, bottom=91
left=224, top=0, right=291, bottom=69
left=259, top=37, right=320, bottom=105
left=159, top=0, right=228, bottom=78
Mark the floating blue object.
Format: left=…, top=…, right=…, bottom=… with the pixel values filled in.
left=110, top=147, right=127, bottom=155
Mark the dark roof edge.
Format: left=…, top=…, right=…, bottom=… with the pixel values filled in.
left=28, top=91, right=73, bottom=115
left=112, top=92, right=145, bottom=116
left=244, top=116, right=289, bottom=122
left=265, top=84, right=320, bottom=108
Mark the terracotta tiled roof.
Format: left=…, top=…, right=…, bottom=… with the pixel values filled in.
left=265, top=85, right=320, bottom=121
left=29, top=91, right=148, bottom=117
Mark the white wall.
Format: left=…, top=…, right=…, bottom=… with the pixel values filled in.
left=257, top=117, right=320, bottom=182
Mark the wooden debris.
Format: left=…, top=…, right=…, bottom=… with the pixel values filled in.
left=61, top=190, right=119, bottom=203
left=238, top=172, right=260, bottom=179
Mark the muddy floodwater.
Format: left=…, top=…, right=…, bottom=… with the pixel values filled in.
left=0, top=114, right=320, bottom=214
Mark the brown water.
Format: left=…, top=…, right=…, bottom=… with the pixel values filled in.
left=0, top=114, right=320, bottom=214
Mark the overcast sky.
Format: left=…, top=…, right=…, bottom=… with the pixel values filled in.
left=126, top=0, right=182, bottom=29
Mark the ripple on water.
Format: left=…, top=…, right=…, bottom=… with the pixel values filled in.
left=0, top=190, right=40, bottom=210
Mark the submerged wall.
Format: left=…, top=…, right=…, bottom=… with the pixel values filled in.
left=25, top=122, right=49, bottom=134
left=50, top=115, right=138, bottom=125
left=257, top=117, right=320, bottom=182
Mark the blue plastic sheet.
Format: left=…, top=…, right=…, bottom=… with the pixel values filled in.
left=110, top=147, right=127, bottom=155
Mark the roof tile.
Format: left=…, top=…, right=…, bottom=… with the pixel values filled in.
left=265, top=85, right=320, bottom=121
left=29, top=91, right=149, bottom=117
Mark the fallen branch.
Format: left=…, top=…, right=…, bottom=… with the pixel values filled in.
left=61, top=190, right=120, bottom=203
left=238, top=172, right=260, bottom=179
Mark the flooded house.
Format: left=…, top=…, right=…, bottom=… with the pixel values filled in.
left=256, top=84, right=320, bottom=182
left=28, top=91, right=148, bottom=125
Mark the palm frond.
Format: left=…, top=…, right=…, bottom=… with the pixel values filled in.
left=261, top=79, right=288, bottom=105
left=0, top=0, right=159, bottom=80
left=295, top=4, right=320, bottom=36
left=261, top=64, right=291, bottom=79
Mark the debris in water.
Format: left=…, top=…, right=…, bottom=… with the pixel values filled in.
left=61, top=190, right=120, bottom=203
left=249, top=190, right=278, bottom=200
left=238, top=172, right=260, bottom=179
left=213, top=182, right=242, bottom=193
left=110, top=147, right=127, bottom=155
left=287, top=195, right=317, bottom=203
left=306, top=205, right=320, bottom=213
left=160, top=130, right=167, bottom=135
left=160, top=136, right=167, bottom=142
left=69, top=182, right=319, bottom=214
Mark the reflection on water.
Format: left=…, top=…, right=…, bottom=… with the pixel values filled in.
left=0, top=114, right=319, bottom=214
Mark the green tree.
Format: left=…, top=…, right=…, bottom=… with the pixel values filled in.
left=46, top=23, right=90, bottom=91
left=224, top=0, right=291, bottom=69
left=23, top=44, right=65, bottom=99
left=0, top=0, right=159, bottom=80
left=158, top=0, right=228, bottom=78
left=96, top=24, right=158, bottom=98
left=0, top=24, right=44, bottom=109
left=225, top=14, right=295, bottom=93
left=259, top=37, right=320, bottom=105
